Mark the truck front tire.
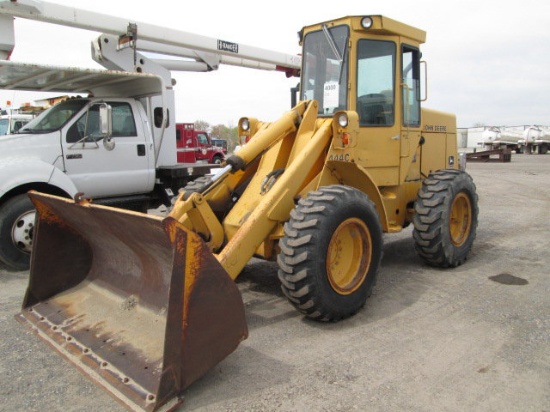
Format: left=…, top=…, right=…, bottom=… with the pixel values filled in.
left=0, top=194, right=34, bottom=271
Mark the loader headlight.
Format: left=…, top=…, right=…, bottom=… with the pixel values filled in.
left=361, top=17, right=373, bottom=29
left=337, top=113, right=349, bottom=128
left=240, top=118, right=250, bottom=131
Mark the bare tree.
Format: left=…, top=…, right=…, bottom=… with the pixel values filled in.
left=194, top=120, right=210, bottom=131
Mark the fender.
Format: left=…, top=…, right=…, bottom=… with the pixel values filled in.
left=318, top=160, right=390, bottom=232
left=0, top=158, right=78, bottom=200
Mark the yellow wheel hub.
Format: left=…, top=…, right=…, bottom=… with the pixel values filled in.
left=326, top=218, right=372, bottom=295
left=450, top=192, right=472, bottom=246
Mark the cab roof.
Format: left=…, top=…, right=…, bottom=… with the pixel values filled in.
left=301, top=15, right=426, bottom=44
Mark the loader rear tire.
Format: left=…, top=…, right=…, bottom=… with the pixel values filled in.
left=277, top=185, right=383, bottom=322
left=0, top=194, right=34, bottom=271
left=413, top=169, right=478, bottom=268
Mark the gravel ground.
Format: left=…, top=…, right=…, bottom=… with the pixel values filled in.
left=1, top=154, right=549, bottom=412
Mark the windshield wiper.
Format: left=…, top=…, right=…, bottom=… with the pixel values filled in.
left=322, top=24, right=347, bottom=85
left=322, top=24, right=343, bottom=62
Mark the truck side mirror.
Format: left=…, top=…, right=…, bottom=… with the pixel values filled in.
left=99, top=103, right=115, bottom=150
left=154, top=107, right=170, bottom=128
left=99, top=103, right=112, bottom=135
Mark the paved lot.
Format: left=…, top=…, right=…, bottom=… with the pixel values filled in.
left=1, top=154, right=549, bottom=411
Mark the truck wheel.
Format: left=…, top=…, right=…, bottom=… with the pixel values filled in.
left=277, top=185, right=383, bottom=321
left=538, top=144, right=548, bottom=155
left=413, top=169, right=478, bottom=268
left=0, top=194, right=35, bottom=271
left=212, top=155, right=223, bottom=165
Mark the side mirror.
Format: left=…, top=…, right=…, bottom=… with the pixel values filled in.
left=99, top=103, right=112, bottom=135
left=99, top=103, right=115, bottom=150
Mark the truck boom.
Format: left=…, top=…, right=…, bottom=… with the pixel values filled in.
left=0, top=0, right=301, bottom=75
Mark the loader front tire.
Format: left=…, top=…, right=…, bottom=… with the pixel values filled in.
left=0, top=194, right=34, bottom=271
left=413, top=169, right=478, bottom=268
left=277, top=185, right=383, bottom=322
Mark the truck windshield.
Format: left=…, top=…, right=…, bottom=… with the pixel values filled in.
left=301, top=25, right=349, bottom=116
left=20, top=99, right=89, bottom=134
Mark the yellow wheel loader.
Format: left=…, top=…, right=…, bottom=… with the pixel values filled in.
left=17, top=15, right=478, bottom=412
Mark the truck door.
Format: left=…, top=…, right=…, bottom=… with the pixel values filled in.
left=176, top=124, right=196, bottom=163
left=63, top=101, right=153, bottom=197
left=194, top=132, right=211, bottom=162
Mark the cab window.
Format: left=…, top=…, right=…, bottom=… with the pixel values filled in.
left=67, top=102, right=136, bottom=143
left=356, top=40, right=396, bottom=126
left=67, top=105, right=101, bottom=143
left=197, top=133, right=209, bottom=145
left=402, top=45, right=421, bottom=127
left=301, top=25, right=349, bottom=116
left=111, top=103, right=136, bottom=137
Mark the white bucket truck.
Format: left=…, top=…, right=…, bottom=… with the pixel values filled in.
left=0, top=0, right=300, bottom=270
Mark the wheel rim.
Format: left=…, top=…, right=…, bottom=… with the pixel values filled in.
left=450, top=192, right=472, bottom=247
left=326, top=218, right=372, bottom=295
left=11, top=209, right=35, bottom=254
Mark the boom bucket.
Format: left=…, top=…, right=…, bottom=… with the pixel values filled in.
left=16, top=192, right=248, bottom=412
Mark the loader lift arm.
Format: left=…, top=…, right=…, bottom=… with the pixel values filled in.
left=170, top=100, right=334, bottom=279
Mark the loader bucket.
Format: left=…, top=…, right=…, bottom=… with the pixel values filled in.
left=16, top=192, right=248, bottom=412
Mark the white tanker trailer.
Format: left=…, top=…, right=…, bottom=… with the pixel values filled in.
left=523, top=127, right=550, bottom=154
left=482, top=126, right=524, bottom=152
left=482, top=126, right=547, bottom=154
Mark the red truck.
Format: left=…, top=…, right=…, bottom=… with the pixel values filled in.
left=176, top=123, right=226, bottom=164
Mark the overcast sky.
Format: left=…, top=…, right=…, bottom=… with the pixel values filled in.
left=1, top=0, right=549, bottom=128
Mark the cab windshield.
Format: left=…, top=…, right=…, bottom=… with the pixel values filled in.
left=301, top=25, right=349, bottom=116
left=20, top=99, right=89, bottom=134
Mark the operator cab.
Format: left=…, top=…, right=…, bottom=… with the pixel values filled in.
left=299, top=15, right=425, bottom=128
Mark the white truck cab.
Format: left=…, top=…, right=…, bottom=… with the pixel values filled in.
left=0, top=113, right=33, bottom=135
left=0, top=65, right=214, bottom=270
left=7, top=97, right=157, bottom=198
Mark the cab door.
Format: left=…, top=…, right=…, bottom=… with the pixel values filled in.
left=399, top=44, right=422, bottom=182
left=62, top=100, right=153, bottom=197
left=355, top=39, right=401, bottom=186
